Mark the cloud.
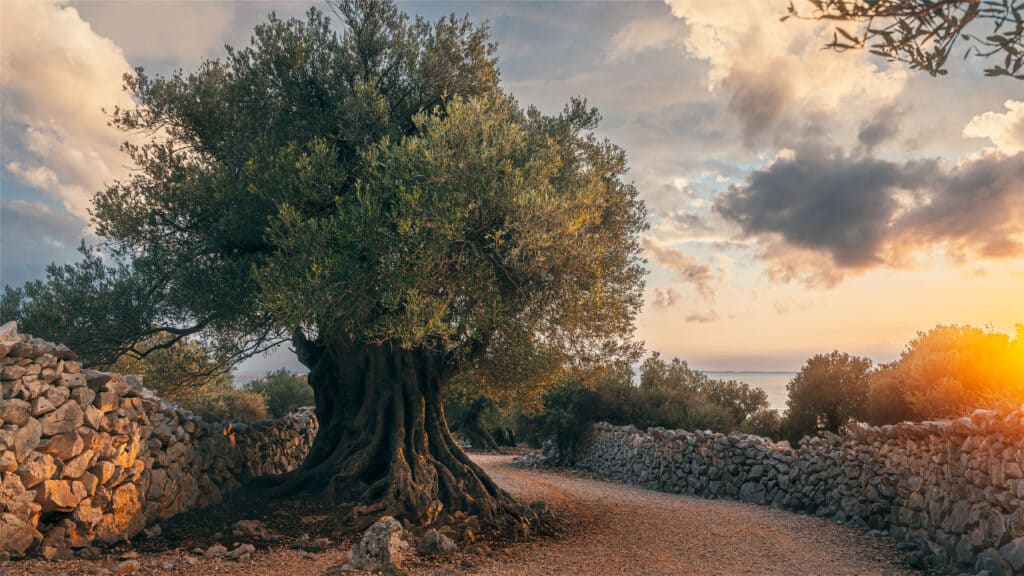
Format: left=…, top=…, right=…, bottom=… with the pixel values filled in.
left=963, top=100, right=1024, bottom=154
left=1, top=0, right=137, bottom=220
left=652, top=287, right=682, bottom=309
left=643, top=237, right=718, bottom=299
left=715, top=148, right=1024, bottom=285
left=684, top=311, right=719, bottom=323
left=654, top=0, right=907, bottom=146
left=857, top=106, right=902, bottom=153
left=71, top=1, right=236, bottom=67
left=606, top=15, right=690, bottom=62
left=0, top=201, right=88, bottom=286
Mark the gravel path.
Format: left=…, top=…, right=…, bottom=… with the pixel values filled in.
left=452, top=454, right=919, bottom=576
left=1, top=454, right=919, bottom=576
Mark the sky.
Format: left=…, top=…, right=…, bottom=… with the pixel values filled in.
left=1, top=0, right=1022, bottom=373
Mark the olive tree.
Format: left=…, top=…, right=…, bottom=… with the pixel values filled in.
left=785, top=0, right=1024, bottom=78
left=9, top=0, right=646, bottom=529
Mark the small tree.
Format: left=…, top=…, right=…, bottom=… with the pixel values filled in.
left=244, top=369, right=314, bottom=418
left=785, top=0, right=1024, bottom=78
left=785, top=351, right=872, bottom=440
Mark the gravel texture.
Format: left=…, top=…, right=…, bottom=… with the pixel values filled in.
left=0, top=454, right=919, bottom=576
left=457, top=454, right=919, bottom=576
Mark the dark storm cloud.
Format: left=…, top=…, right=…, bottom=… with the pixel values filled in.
left=715, top=149, right=1024, bottom=276
left=898, top=151, right=1024, bottom=259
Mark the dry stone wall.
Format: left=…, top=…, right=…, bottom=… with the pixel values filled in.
left=573, top=417, right=1024, bottom=575
left=0, top=322, right=317, bottom=559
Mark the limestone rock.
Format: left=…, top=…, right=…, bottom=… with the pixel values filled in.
left=998, top=537, right=1024, bottom=572
left=11, top=416, right=41, bottom=459
left=16, top=452, right=57, bottom=488
left=349, top=516, right=407, bottom=572
left=227, top=542, right=255, bottom=560
left=0, top=511, right=42, bottom=557
left=112, top=558, right=141, bottom=574
left=40, top=430, right=83, bottom=460
left=417, top=528, right=457, bottom=556
left=1, top=399, right=31, bottom=426
left=205, top=543, right=228, bottom=558
left=35, top=479, right=87, bottom=512
left=39, top=400, right=83, bottom=436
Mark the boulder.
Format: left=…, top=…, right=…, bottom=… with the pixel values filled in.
left=349, top=516, right=407, bottom=572
left=417, top=528, right=457, bottom=556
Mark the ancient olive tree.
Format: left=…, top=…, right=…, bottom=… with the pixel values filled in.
left=63, top=0, right=646, bottom=527
left=785, top=0, right=1024, bottom=78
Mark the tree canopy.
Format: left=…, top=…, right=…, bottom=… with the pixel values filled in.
left=7, top=0, right=645, bottom=385
left=2, top=0, right=647, bottom=527
left=786, top=0, right=1024, bottom=78
left=785, top=350, right=872, bottom=439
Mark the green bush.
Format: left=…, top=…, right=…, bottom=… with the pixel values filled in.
left=528, top=353, right=776, bottom=458
left=538, top=379, right=601, bottom=463
left=783, top=351, right=872, bottom=442
left=243, top=368, right=313, bottom=418
left=185, top=384, right=269, bottom=422
left=739, top=408, right=783, bottom=439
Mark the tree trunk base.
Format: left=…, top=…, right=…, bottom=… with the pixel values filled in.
left=257, top=340, right=538, bottom=537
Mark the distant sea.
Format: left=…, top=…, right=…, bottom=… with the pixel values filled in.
left=701, top=371, right=797, bottom=411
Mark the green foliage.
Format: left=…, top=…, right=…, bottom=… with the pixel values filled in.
left=243, top=369, right=314, bottom=418
left=5, top=0, right=646, bottom=409
left=107, top=335, right=268, bottom=421
left=537, top=379, right=601, bottom=463
left=786, top=0, right=1024, bottom=78
left=109, top=333, right=227, bottom=398
left=784, top=351, right=872, bottom=441
left=865, top=324, right=1024, bottom=423
left=528, top=353, right=777, bottom=458
left=184, top=385, right=270, bottom=422
left=739, top=408, right=784, bottom=438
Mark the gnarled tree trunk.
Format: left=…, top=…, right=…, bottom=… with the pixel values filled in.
left=271, top=336, right=532, bottom=532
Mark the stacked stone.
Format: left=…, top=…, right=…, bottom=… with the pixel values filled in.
left=0, top=322, right=318, bottom=559
left=574, top=414, right=1024, bottom=575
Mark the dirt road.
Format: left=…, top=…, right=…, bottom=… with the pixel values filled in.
left=456, top=454, right=917, bottom=576
left=0, top=454, right=918, bottom=576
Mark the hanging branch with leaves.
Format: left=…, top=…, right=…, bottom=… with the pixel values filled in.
left=784, top=0, right=1024, bottom=78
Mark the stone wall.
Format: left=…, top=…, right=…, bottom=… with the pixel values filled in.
left=573, top=415, right=1024, bottom=575
left=0, top=323, right=318, bottom=559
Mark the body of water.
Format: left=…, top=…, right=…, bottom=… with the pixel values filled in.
left=702, top=371, right=797, bottom=411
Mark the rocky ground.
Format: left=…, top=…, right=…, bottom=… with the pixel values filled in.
left=0, top=454, right=920, bottom=576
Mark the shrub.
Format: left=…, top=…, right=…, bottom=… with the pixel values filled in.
left=866, top=324, right=1024, bottom=423
left=185, top=384, right=269, bottom=422
left=243, top=368, right=313, bottom=418
left=739, top=408, right=783, bottom=439
left=538, top=379, right=601, bottom=463
left=784, top=351, right=872, bottom=441
left=528, top=353, right=775, bottom=457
